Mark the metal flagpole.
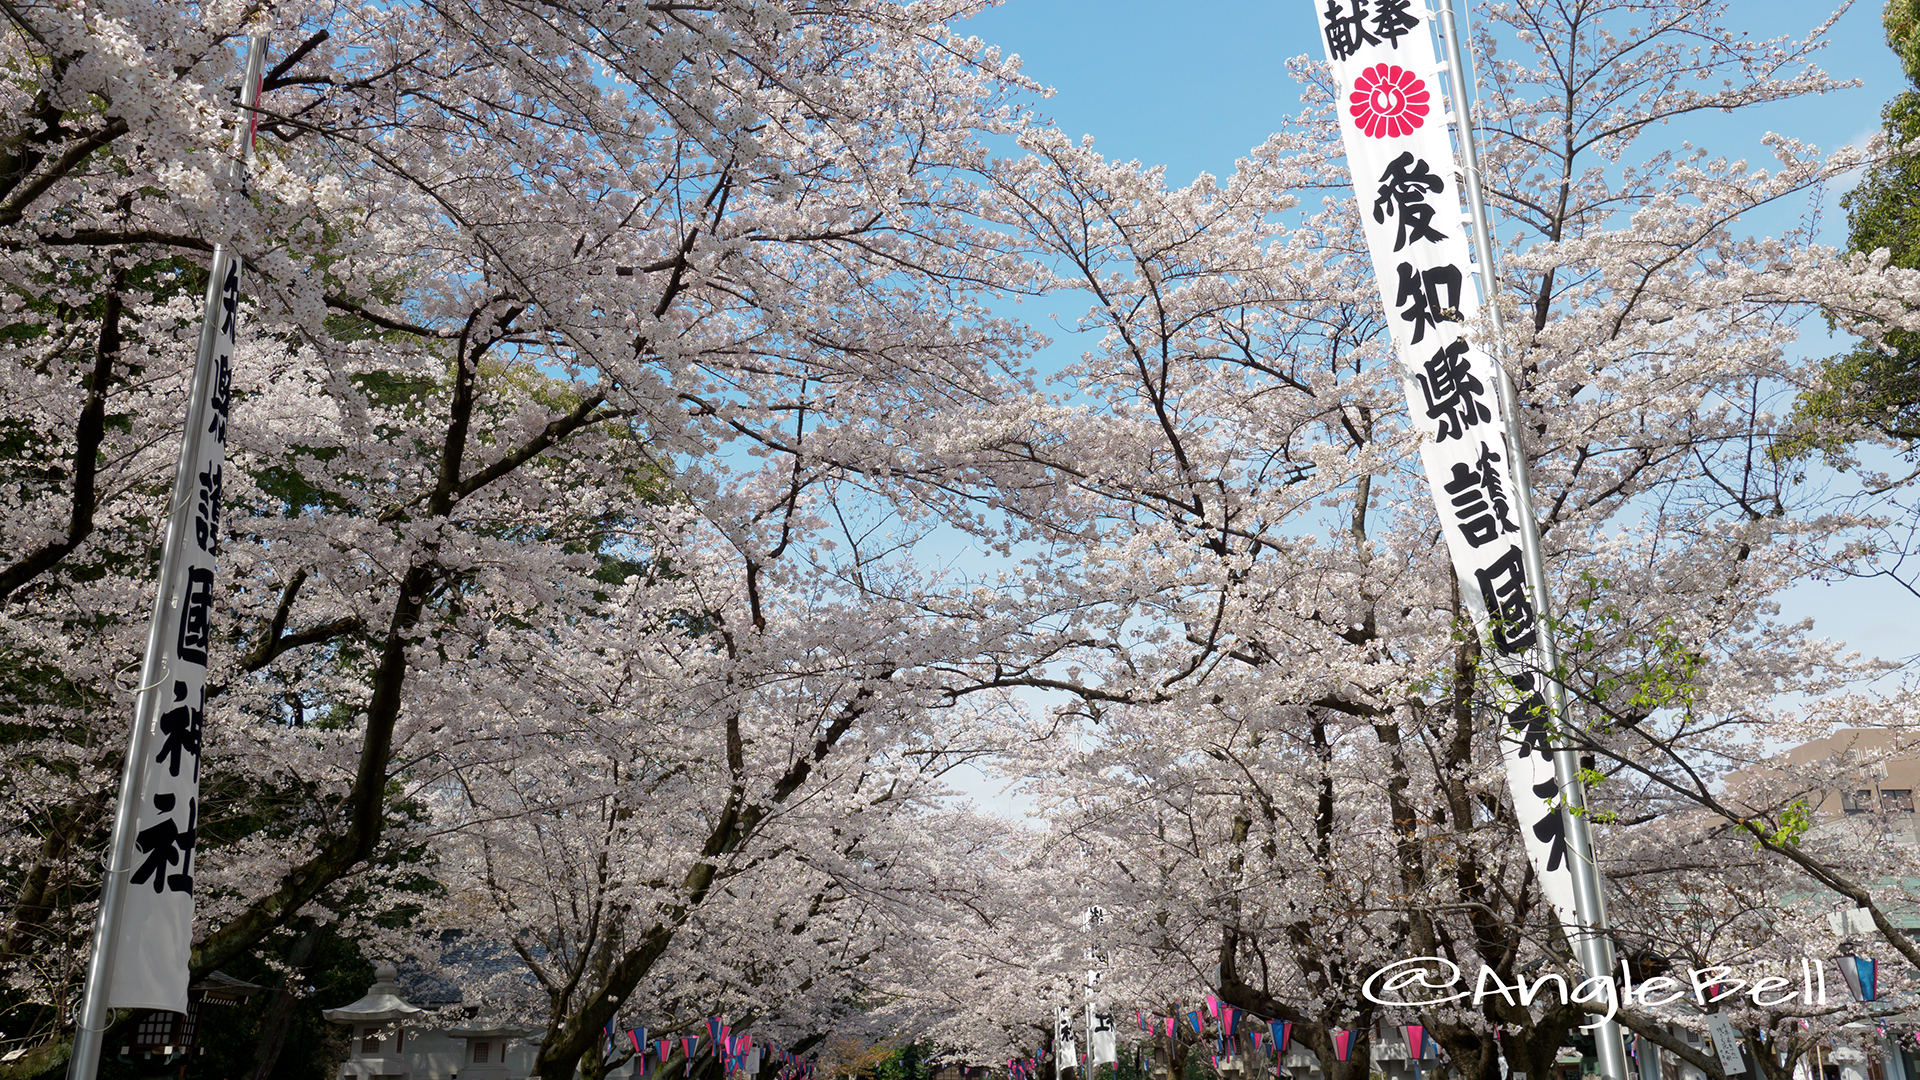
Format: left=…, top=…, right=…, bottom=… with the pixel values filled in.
left=67, top=31, right=269, bottom=1080
left=1428, top=5, right=1628, bottom=1080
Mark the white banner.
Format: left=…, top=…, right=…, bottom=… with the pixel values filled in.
left=1082, top=906, right=1115, bottom=1070
left=1087, top=1002, right=1117, bottom=1068
left=1056, top=1006, right=1080, bottom=1079
left=105, top=252, right=238, bottom=1012
left=1310, top=0, right=1579, bottom=931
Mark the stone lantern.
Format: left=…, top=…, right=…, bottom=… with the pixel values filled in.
left=323, top=962, right=426, bottom=1079
left=442, top=1023, right=535, bottom=1080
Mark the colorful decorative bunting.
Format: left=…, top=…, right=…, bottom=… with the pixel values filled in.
left=1839, top=955, right=1878, bottom=1002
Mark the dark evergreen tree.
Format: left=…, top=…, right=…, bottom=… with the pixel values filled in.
left=1794, top=0, right=1920, bottom=451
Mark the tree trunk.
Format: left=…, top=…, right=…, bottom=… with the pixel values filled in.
left=242, top=925, right=322, bottom=1080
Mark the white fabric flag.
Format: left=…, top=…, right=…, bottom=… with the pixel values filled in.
left=105, top=253, right=238, bottom=1012
left=1309, top=0, right=1580, bottom=931
left=1056, top=1006, right=1080, bottom=1079
left=1087, top=1002, right=1117, bottom=1068
left=1082, top=907, right=1115, bottom=1069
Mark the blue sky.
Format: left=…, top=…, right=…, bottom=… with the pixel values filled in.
left=961, top=1, right=1907, bottom=205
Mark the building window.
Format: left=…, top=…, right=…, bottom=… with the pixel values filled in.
left=1844, top=789, right=1875, bottom=814
left=362, top=1026, right=381, bottom=1053
left=474, top=1041, right=491, bottom=1063
left=1884, top=789, right=1914, bottom=813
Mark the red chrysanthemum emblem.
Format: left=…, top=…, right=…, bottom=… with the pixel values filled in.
left=1349, top=63, right=1430, bottom=139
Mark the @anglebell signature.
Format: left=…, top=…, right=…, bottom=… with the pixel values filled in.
left=1362, top=956, right=1832, bottom=1030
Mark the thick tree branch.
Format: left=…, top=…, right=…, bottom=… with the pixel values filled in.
left=0, top=275, right=122, bottom=603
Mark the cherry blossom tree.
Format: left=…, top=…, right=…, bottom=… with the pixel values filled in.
left=935, top=2, right=1920, bottom=1078
left=4, top=0, right=1920, bottom=1077
left=0, top=0, right=1061, bottom=1073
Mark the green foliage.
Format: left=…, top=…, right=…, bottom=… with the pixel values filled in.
left=1563, top=572, right=1705, bottom=722
left=1788, top=2, right=1920, bottom=456
left=874, top=1042, right=926, bottom=1080
left=1573, top=767, right=1621, bottom=825
left=1740, top=798, right=1816, bottom=850
left=1889, top=0, right=1920, bottom=84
